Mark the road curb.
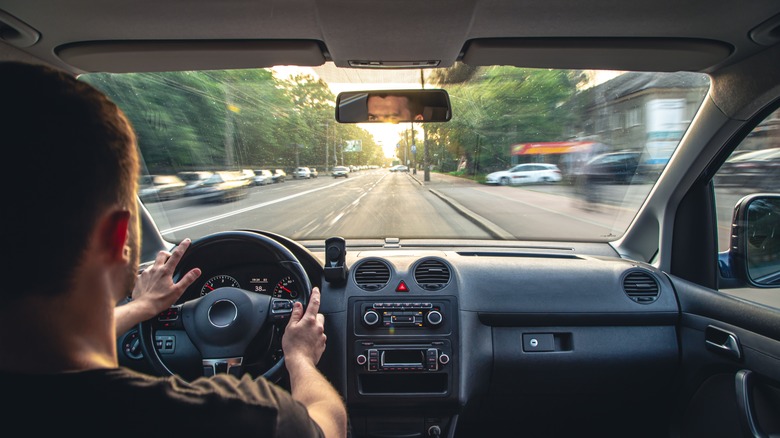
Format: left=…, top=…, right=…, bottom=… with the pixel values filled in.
left=428, top=188, right=516, bottom=240
left=406, top=172, right=514, bottom=239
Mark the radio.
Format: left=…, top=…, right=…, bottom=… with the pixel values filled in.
left=355, top=342, right=451, bottom=372
left=361, top=302, right=444, bottom=328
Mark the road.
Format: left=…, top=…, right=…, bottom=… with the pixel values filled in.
left=143, top=170, right=746, bottom=247
left=144, top=171, right=491, bottom=242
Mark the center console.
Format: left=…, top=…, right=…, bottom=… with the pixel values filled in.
left=347, top=297, right=459, bottom=438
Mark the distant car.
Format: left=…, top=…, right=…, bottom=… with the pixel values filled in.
left=578, top=151, right=641, bottom=184
left=332, top=166, right=349, bottom=178
left=177, top=171, right=214, bottom=196
left=485, top=163, right=562, bottom=185
left=310, top=168, right=319, bottom=178
left=253, top=169, right=273, bottom=186
left=714, top=147, right=780, bottom=191
left=138, top=174, right=186, bottom=202
left=293, top=167, right=312, bottom=179
left=272, top=169, right=286, bottom=183
left=188, top=171, right=251, bottom=203
left=389, top=165, right=409, bottom=172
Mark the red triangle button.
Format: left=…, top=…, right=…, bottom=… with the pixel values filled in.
left=395, top=280, right=409, bottom=292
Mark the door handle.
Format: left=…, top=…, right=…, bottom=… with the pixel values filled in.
left=705, top=325, right=742, bottom=360
left=735, top=370, right=769, bottom=438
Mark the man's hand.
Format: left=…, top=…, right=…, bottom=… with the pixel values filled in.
left=279, top=287, right=347, bottom=438
left=115, top=238, right=201, bottom=335
left=282, top=287, right=326, bottom=369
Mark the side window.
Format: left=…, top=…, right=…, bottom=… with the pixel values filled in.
left=714, top=107, right=780, bottom=251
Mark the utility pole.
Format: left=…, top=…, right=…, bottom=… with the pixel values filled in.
left=421, top=69, right=430, bottom=181
left=411, top=121, right=416, bottom=174
left=324, top=120, right=329, bottom=173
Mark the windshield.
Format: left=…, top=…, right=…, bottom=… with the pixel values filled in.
left=80, top=63, right=709, bottom=245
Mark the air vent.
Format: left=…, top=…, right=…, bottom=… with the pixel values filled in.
left=414, top=259, right=451, bottom=291
left=623, top=271, right=660, bottom=304
left=354, top=260, right=391, bottom=291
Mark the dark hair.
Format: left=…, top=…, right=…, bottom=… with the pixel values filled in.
left=1, top=62, right=138, bottom=298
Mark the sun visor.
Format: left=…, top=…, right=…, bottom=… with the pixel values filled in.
left=56, top=40, right=326, bottom=73
left=462, top=38, right=733, bottom=72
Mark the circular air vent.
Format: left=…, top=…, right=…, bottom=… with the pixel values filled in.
left=413, top=258, right=452, bottom=291
left=353, top=259, right=391, bottom=291
left=623, top=271, right=660, bottom=304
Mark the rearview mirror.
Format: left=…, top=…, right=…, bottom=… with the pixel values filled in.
left=728, top=194, right=780, bottom=287
left=336, top=89, right=452, bottom=123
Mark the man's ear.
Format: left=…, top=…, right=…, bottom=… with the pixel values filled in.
left=99, top=209, right=131, bottom=262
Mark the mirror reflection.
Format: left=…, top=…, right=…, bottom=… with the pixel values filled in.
left=746, top=196, right=780, bottom=285
left=336, top=89, right=451, bottom=123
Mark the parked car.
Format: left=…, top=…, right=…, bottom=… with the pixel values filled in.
left=310, top=168, right=319, bottom=178
left=485, top=163, right=562, bottom=185
left=331, top=166, right=349, bottom=178
left=10, top=2, right=780, bottom=438
left=188, top=171, right=251, bottom=203
left=578, top=151, right=642, bottom=184
left=177, top=171, right=214, bottom=196
left=714, top=147, right=780, bottom=191
left=272, top=169, right=286, bottom=183
left=137, top=174, right=186, bottom=202
left=389, top=165, right=409, bottom=172
left=293, top=167, right=312, bottom=179
left=253, top=169, right=273, bottom=186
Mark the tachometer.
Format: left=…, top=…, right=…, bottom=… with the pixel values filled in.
left=200, top=274, right=240, bottom=296
left=273, top=276, right=299, bottom=299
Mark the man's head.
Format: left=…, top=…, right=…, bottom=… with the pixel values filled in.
left=367, top=94, right=424, bottom=123
left=1, top=61, right=140, bottom=300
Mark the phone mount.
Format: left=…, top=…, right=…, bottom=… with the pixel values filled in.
left=324, top=236, right=348, bottom=284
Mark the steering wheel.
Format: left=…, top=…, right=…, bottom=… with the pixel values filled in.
left=139, top=231, right=312, bottom=382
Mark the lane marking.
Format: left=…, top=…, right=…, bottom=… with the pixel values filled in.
left=161, top=175, right=362, bottom=234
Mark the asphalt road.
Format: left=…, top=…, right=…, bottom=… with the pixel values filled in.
left=143, top=170, right=749, bottom=247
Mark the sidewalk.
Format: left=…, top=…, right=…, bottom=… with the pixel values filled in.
left=407, top=170, right=637, bottom=223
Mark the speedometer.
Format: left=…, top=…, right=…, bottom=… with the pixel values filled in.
left=273, top=276, right=299, bottom=299
left=200, top=274, right=240, bottom=296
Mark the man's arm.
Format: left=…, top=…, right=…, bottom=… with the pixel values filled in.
left=115, top=238, right=201, bottom=335
left=282, top=287, right=348, bottom=438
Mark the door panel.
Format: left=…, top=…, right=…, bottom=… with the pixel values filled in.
left=671, top=276, right=780, bottom=438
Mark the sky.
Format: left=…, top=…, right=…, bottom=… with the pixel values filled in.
left=271, top=65, right=625, bottom=159
left=272, top=65, right=427, bottom=158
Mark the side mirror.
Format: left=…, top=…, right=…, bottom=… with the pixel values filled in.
left=335, top=89, right=452, bottom=123
left=725, top=194, right=780, bottom=287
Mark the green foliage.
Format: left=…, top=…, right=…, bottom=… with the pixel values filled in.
left=423, top=64, right=580, bottom=174
left=81, top=69, right=384, bottom=174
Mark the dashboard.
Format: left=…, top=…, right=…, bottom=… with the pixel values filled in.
left=118, top=233, right=681, bottom=438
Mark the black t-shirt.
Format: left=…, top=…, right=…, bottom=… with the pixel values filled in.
left=0, top=367, right=324, bottom=437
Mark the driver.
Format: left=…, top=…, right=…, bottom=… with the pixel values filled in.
left=0, top=61, right=347, bottom=438
left=367, top=94, right=424, bottom=123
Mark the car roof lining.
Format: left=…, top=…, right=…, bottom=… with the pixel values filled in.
left=2, top=1, right=780, bottom=75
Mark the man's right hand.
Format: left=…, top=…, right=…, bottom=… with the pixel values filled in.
left=281, top=287, right=327, bottom=368
left=278, top=286, right=347, bottom=438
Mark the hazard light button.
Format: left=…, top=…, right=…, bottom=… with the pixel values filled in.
left=395, top=281, right=409, bottom=292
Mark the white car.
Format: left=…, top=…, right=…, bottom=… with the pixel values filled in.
left=331, top=166, right=349, bottom=178
left=253, top=169, right=273, bottom=186
left=485, top=163, right=562, bottom=185
left=293, top=167, right=311, bottom=179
